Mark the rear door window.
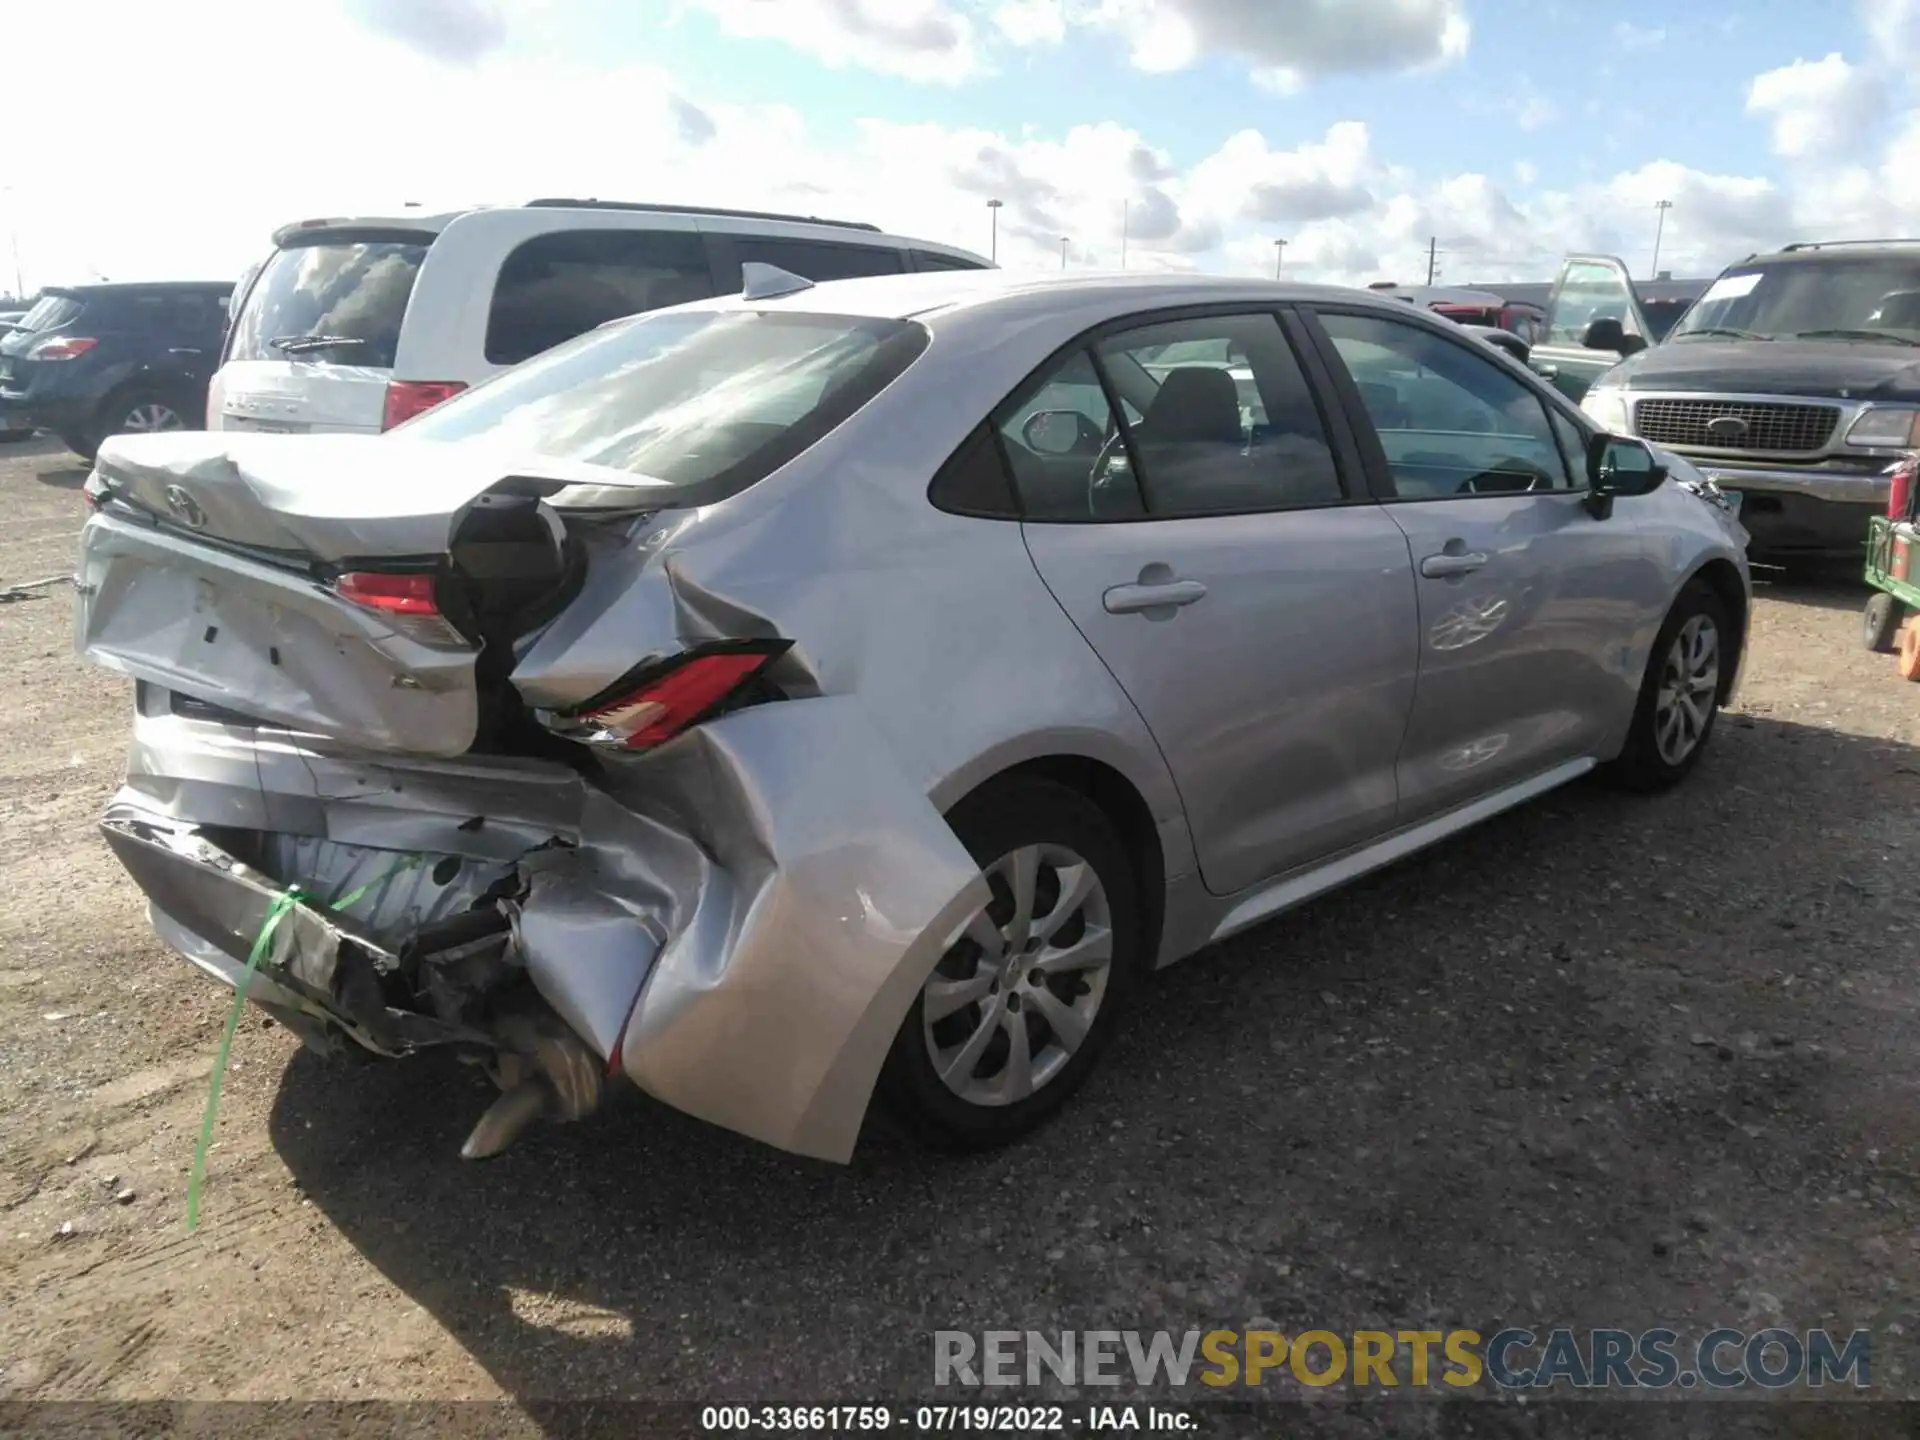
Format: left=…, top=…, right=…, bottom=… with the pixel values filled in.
left=484, top=228, right=716, bottom=366
left=708, top=236, right=906, bottom=292
left=225, top=236, right=429, bottom=367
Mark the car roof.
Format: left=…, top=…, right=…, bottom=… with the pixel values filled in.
left=674, top=269, right=1422, bottom=323
left=267, top=203, right=990, bottom=265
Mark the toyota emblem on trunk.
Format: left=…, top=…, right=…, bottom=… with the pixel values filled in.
left=163, top=485, right=208, bottom=530
left=1705, top=415, right=1750, bottom=442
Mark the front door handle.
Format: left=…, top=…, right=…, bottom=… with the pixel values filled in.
left=168, top=348, right=203, bottom=356
left=1420, top=551, right=1488, bottom=578
left=1103, top=578, right=1208, bottom=614
left=1532, top=362, right=1559, bottom=379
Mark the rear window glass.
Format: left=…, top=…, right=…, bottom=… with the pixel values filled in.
left=17, top=295, right=81, bottom=332
left=225, top=238, right=429, bottom=367
left=400, top=309, right=928, bottom=506
left=710, top=238, right=905, bottom=291
left=485, top=228, right=715, bottom=367
left=913, top=250, right=989, bottom=272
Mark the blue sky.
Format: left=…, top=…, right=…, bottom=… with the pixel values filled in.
left=6, top=0, right=1917, bottom=290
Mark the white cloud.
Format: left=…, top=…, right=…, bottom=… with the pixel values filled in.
left=1747, top=53, right=1884, bottom=159
left=16, top=0, right=1920, bottom=305
left=1612, top=20, right=1666, bottom=48
left=342, top=0, right=509, bottom=63
left=680, top=0, right=985, bottom=83
left=1051, top=0, right=1470, bottom=86
left=991, top=0, right=1068, bottom=46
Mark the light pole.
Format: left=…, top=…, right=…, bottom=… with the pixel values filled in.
left=986, top=198, right=1003, bottom=263
left=1060, top=236, right=1069, bottom=269
left=1651, top=199, right=1673, bottom=280
left=1273, top=238, right=1287, bottom=279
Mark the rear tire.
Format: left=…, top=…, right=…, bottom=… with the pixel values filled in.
left=1864, top=591, right=1905, bottom=654
left=1601, top=581, right=1732, bottom=792
left=877, top=776, right=1140, bottom=1152
left=81, top=388, right=197, bottom=461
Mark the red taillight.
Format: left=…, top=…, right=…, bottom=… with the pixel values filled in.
left=334, top=570, right=439, bottom=614
left=381, top=379, right=466, bottom=431
left=330, top=570, right=466, bottom=647
left=547, top=643, right=789, bottom=752
left=30, top=336, right=98, bottom=361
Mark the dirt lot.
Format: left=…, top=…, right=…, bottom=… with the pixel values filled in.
left=2, top=433, right=1919, bottom=1428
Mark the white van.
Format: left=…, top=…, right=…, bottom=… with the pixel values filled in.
left=209, top=199, right=994, bottom=435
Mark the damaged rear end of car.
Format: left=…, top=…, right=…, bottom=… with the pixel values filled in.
left=74, top=301, right=990, bottom=1165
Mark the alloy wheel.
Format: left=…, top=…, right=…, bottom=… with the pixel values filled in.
left=1654, top=613, right=1720, bottom=766
left=921, top=843, right=1114, bottom=1107
left=121, top=402, right=184, bottom=435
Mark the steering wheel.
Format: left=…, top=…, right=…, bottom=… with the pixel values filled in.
left=1455, top=467, right=1546, bottom=495
left=1087, top=428, right=1143, bottom=516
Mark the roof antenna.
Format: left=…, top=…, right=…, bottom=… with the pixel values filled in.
left=740, top=262, right=815, bottom=301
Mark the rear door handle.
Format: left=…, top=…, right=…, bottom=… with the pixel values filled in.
left=1532, top=362, right=1559, bottom=379
left=168, top=348, right=203, bottom=356
left=1103, top=578, right=1208, bottom=614
left=1420, top=551, right=1488, bottom=578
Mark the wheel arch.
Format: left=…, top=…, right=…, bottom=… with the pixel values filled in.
left=92, top=370, right=198, bottom=433
left=1683, top=556, right=1749, bottom=702
left=941, top=753, right=1168, bottom=981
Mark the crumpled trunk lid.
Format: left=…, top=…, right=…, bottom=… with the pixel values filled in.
left=74, top=431, right=665, bottom=757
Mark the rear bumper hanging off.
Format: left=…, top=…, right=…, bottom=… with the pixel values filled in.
left=104, top=693, right=987, bottom=1163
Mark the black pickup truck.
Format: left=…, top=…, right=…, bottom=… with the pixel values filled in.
left=1540, top=243, right=1920, bottom=559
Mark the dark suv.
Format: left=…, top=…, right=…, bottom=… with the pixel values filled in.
left=0, top=282, right=233, bottom=459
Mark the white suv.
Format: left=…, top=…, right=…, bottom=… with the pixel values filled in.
left=209, top=199, right=994, bottom=435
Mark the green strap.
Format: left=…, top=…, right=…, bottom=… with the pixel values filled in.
left=186, top=858, right=417, bottom=1232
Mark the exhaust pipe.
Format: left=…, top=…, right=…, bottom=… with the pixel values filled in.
left=460, top=1002, right=604, bottom=1160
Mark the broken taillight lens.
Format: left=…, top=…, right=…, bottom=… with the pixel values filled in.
left=543, top=642, right=790, bottom=751
left=330, top=570, right=468, bottom=646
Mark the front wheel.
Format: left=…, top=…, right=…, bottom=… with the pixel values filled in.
left=877, top=777, right=1140, bottom=1152
left=1601, top=582, right=1732, bottom=792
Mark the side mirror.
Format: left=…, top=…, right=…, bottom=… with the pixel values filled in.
left=1580, top=317, right=1632, bottom=354
left=1619, top=333, right=1649, bottom=357
left=1022, top=409, right=1095, bottom=456
left=1585, top=434, right=1667, bottom=516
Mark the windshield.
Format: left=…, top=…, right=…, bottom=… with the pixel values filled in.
left=399, top=308, right=929, bottom=505
left=1672, top=256, right=1920, bottom=341
left=225, top=236, right=430, bottom=366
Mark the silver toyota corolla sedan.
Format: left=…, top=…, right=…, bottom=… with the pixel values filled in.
left=73, top=268, right=1751, bottom=1165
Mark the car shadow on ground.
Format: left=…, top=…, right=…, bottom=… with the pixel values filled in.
left=4, top=434, right=87, bottom=487
left=268, top=715, right=1920, bottom=1423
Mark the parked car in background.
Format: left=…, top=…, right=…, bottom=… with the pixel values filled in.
left=0, top=312, right=28, bottom=440
left=1525, top=259, right=1709, bottom=403
left=1575, top=240, right=1920, bottom=558
left=209, top=198, right=994, bottom=437
left=77, top=270, right=1748, bottom=1168
left=1368, top=284, right=1548, bottom=345
left=0, top=282, right=232, bottom=459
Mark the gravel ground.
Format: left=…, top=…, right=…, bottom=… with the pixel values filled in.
left=1, top=433, right=1918, bottom=1434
